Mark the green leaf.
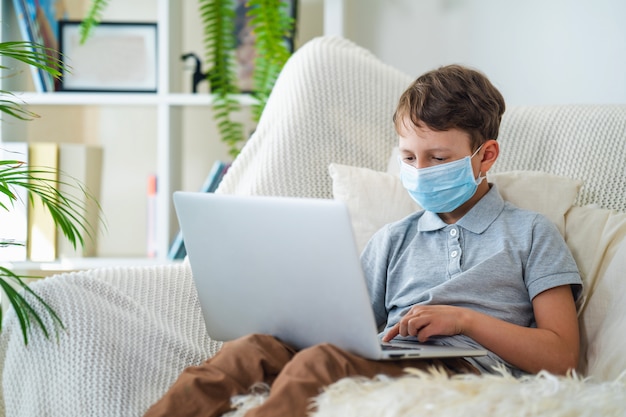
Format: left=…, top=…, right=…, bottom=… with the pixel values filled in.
left=0, top=162, right=102, bottom=343
left=0, top=41, right=64, bottom=78
left=0, top=267, right=65, bottom=344
left=78, top=0, right=111, bottom=43
left=0, top=18, right=101, bottom=346
left=199, top=0, right=246, bottom=157
left=0, top=41, right=66, bottom=121
left=77, top=0, right=294, bottom=157
left=246, top=0, right=294, bottom=122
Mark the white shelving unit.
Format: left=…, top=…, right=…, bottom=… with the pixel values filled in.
left=323, top=0, right=346, bottom=37
left=7, top=92, right=258, bottom=107
left=0, top=0, right=253, bottom=271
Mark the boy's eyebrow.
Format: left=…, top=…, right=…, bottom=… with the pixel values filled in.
left=398, top=147, right=452, bottom=153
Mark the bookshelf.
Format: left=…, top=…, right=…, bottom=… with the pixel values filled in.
left=0, top=0, right=257, bottom=271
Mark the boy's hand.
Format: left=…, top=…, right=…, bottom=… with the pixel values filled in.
left=382, top=305, right=467, bottom=343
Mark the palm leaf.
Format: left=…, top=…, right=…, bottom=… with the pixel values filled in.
left=0, top=39, right=98, bottom=343
left=0, top=41, right=63, bottom=77
left=0, top=163, right=100, bottom=249
left=0, top=93, right=38, bottom=121
left=0, top=162, right=101, bottom=344
left=0, top=267, right=64, bottom=345
left=0, top=41, right=64, bottom=120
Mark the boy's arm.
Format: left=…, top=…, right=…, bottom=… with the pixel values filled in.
left=361, top=225, right=394, bottom=329
left=382, top=284, right=579, bottom=375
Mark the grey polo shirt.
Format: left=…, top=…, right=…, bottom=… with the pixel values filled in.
left=361, top=184, right=582, bottom=375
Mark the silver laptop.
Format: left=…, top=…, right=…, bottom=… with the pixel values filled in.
left=173, top=192, right=487, bottom=360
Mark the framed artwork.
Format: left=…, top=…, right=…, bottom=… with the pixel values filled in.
left=233, top=0, right=297, bottom=93
left=58, top=21, right=158, bottom=93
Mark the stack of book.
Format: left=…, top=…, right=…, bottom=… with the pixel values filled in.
left=11, top=0, right=66, bottom=92
left=0, top=142, right=103, bottom=262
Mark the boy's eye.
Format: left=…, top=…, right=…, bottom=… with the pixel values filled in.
left=432, top=156, right=446, bottom=162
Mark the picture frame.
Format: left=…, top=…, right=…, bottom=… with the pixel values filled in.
left=58, top=21, right=158, bottom=93
left=233, top=0, right=297, bottom=93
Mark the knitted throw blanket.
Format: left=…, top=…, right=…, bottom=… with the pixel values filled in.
left=0, top=262, right=221, bottom=416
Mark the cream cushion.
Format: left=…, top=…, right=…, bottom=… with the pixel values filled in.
left=329, top=163, right=582, bottom=253
left=328, top=164, right=420, bottom=253
left=564, top=206, right=626, bottom=378
left=584, top=240, right=626, bottom=381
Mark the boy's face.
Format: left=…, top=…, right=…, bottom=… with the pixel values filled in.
left=397, top=123, right=481, bottom=176
left=397, top=118, right=499, bottom=221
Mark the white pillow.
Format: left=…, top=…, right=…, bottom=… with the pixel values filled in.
left=329, top=163, right=420, bottom=253
left=329, top=163, right=582, bottom=253
left=487, top=170, right=582, bottom=235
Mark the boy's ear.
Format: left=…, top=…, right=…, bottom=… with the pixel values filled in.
left=480, top=139, right=499, bottom=172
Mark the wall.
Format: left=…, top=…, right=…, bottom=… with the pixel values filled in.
left=340, top=0, right=625, bottom=105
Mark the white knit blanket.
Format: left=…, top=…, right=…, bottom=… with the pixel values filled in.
left=0, top=262, right=221, bottom=417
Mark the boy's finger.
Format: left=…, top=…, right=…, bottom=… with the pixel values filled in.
left=382, top=324, right=399, bottom=342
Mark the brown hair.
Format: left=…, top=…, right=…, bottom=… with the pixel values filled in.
left=393, top=64, right=506, bottom=150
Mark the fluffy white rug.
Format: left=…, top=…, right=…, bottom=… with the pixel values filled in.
left=224, top=367, right=626, bottom=417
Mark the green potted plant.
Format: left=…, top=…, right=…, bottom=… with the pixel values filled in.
left=0, top=40, right=98, bottom=344
left=80, top=0, right=295, bottom=157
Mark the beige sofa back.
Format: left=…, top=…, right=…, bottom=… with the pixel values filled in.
left=494, top=105, right=626, bottom=213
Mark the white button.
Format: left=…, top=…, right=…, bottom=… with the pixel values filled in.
left=451, top=250, right=458, bottom=258
left=450, top=228, right=457, bottom=237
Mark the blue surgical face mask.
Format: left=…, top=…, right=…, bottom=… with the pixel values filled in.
left=399, top=146, right=485, bottom=213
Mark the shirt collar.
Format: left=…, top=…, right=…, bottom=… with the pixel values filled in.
left=417, top=184, right=505, bottom=234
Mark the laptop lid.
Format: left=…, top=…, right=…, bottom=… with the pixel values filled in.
left=173, top=192, right=487, bottom=360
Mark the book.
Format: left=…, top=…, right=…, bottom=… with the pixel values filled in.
left=27, top=142, right=59, bottom=262
left=11, top=0, right=46, bottom=92
left=57, top=144, right=103, bottom=259
left=0, top=142, right=30, bottom=261
left=167, top=160, right=230, bottom=260
left=12, top=0, right=67, bottom=91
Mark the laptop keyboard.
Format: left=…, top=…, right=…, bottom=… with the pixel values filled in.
left=381, top=344, right=419, bottom=351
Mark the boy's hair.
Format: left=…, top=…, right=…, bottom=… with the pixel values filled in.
left=393, top=64, right=506, bottom=150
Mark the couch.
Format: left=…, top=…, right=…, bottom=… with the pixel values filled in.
left=1, top=36, right=625, bottom=416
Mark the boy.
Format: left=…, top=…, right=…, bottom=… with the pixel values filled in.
left=144, top=65, right=582, bottom=417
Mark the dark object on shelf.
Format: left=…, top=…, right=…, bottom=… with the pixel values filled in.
left=181, top=52, right=210, bottom=93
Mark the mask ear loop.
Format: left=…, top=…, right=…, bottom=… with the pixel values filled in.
left=471, top=144, right=486, bottom=185
left=470, top=144, right=484, bottom=159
